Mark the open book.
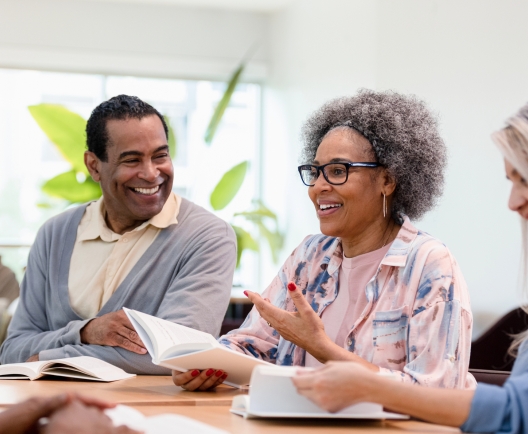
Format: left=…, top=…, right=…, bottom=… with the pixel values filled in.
left=0, top=356, right=135, bottom=382
left=230, top=366, right=408, bottom=419
left=124, top=308, right=275, bottom=388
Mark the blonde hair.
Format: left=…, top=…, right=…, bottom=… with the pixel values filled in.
left=492, top=104, right=528, bottom=355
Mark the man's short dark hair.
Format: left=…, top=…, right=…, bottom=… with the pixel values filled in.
left=86, top=94, right=169, bottom=161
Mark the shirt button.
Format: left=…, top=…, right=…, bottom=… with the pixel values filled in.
left=449, top=356, right=455, bottom=362
left=122, top=238, right=128, bottom=243
left=347, top=338, right=352, bottom=347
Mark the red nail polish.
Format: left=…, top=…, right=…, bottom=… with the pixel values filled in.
left=243, top=290, right=248, bottom=297
left=221, top=373, right=228, bottom=380
left=287, top=282, right=296, bottom=291
left=191, top=370, right=200, bottom=377
left=206, top=369, right=214, bottom=376
left=215, top=370, right=223, bottom=377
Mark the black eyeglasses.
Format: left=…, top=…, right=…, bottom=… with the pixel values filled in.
left=297, top=162, right=381, bottom=186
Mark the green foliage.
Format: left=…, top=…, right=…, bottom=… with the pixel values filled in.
left=231, top=224, right=259, bottom=268
left=204, top=64, right=244, bottom=145
left=28, top=104, right=88, bottom=175
left=210, top=161, right=248, bottom=211
left=234, top=202, right=284, bottom=264
left=42, top=171, right=101, bottom=203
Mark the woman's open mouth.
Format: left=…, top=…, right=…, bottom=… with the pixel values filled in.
left=318, top=203, right=342, bottom=216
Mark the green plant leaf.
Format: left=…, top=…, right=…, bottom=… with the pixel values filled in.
left=28, top=104, right=88, bottom=174
left=234, top=202, right=278, bottom=222
left=231, top=224, right=258, bottom=268
left=256, top=221, right=284, bottom=263
left=42, top=170, right=101, bottom=203
left=204, top=64, right=244, bottom=145
left=210, top=161, right=248, bottom=211
left=163, top=115, right=177, bottom=159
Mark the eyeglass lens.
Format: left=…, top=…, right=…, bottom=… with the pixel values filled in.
left=301, top=163, right=348, bottom=186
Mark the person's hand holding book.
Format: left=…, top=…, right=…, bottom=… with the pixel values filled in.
left=80, top=309, right=147, bottom=355
left=172, top=368, right=228, bottom=391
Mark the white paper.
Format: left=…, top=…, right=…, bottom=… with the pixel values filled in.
left=106, top=405, right=229, bottom=434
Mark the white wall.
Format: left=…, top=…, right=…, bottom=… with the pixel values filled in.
left=263, top=0, right=528, bottom=335
left=0, top=0, right=269, bottom=80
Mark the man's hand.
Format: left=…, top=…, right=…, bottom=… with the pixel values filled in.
left=26, top=354, right=39, bottom=362
left=0, top=393, right=115, bottom=434
left=80, top=310, right=147, bottom=354
left=245, top=282, right=330, bottom=357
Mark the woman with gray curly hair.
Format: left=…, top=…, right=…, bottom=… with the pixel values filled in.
left=172, top=89, right=475, bottom=392
left=291, top=101, right=528, bottom=434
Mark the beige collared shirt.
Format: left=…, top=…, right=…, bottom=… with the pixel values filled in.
left=68, top=193, right=181, bottom=319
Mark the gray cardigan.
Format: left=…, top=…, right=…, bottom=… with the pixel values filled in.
left=0, top=198, right=237, bottom=374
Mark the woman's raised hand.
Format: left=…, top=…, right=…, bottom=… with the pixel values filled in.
left=244, top=282, right=330, bottom=359
left=172, top=368, right=228, bottom=391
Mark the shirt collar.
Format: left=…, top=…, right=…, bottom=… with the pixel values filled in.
left=78, top=192, right=181, bottom=242
left=326, top=214, right=418, bottom=275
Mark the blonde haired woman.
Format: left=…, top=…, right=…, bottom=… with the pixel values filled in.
left=292, top=103, right=528, bottom=434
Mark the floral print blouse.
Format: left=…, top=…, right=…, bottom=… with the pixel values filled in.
left=220, top=217, right=476, bottom=389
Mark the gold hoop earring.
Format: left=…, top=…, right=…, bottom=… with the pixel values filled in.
left=383, top=193, right=387, bottom=218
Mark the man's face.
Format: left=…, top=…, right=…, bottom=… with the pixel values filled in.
left=85, top=115, right=174, bottom=234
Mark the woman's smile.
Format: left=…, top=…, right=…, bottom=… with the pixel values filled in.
left=317, top=200, right=343, bottom=217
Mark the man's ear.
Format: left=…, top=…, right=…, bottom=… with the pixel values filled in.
left=84, top=151, right=102, bottom=182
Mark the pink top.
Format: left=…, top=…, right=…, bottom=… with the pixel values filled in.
left=305, top=243, right=391, bottom=367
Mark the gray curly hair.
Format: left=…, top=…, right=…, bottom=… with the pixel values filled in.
left=300, top=89, right=447, bottom=221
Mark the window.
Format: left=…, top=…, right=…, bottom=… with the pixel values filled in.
left=0, top=68, right=261, bottom=289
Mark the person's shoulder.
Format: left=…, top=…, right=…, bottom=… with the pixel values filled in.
left=37, top=203, right=90, bottom=236
left=173, top=198, right=235, bottom=240
left=411, top=229, right=454, bottom=261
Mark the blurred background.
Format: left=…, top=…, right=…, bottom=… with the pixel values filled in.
left=0, top=0, right=527, bottom=337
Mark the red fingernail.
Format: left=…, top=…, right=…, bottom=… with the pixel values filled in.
left=215, top=370, right=223, bottom=377
left=243, top=290, right=248, bottom=297
left=221, top=373, right=228, bottom=380
left=206, top=369, right=214, bottom=376
left=287, top=282, right=296, bottom=291
left=191, top=370, right=200, bottom=377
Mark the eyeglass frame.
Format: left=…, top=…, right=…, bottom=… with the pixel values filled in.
left=297, top=162, right=382, bottom=186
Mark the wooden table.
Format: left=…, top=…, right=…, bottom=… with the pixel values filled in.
left=0, top=376, right=461, bottom=433
left=132, top=405, right=461, bottom=433
left=0, top=376, right=244, bottom=407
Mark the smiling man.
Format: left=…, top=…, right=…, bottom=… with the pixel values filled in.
left=0, top=95, right=237, bottom=373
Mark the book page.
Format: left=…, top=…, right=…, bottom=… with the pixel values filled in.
left=125, top=309, right=217, bottom=363
left=0, top=361, right=46, bottom=380
left=42, top=357, right=135, bottom=382
left=106, top=404, right=229, bottom=434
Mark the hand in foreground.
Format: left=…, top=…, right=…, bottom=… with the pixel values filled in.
left=245, top=282, right=329, bottom=357
left=42, top=400, right=142, bottom=434
left=172, top=368, right=228, bottom=391
left=292, top=361, right=380, bottom=413
left=0, top=393, right=115, bottom=434
left=80, top=309, right=147, bottom=354
left=26, top=354, right=39, bottom=362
